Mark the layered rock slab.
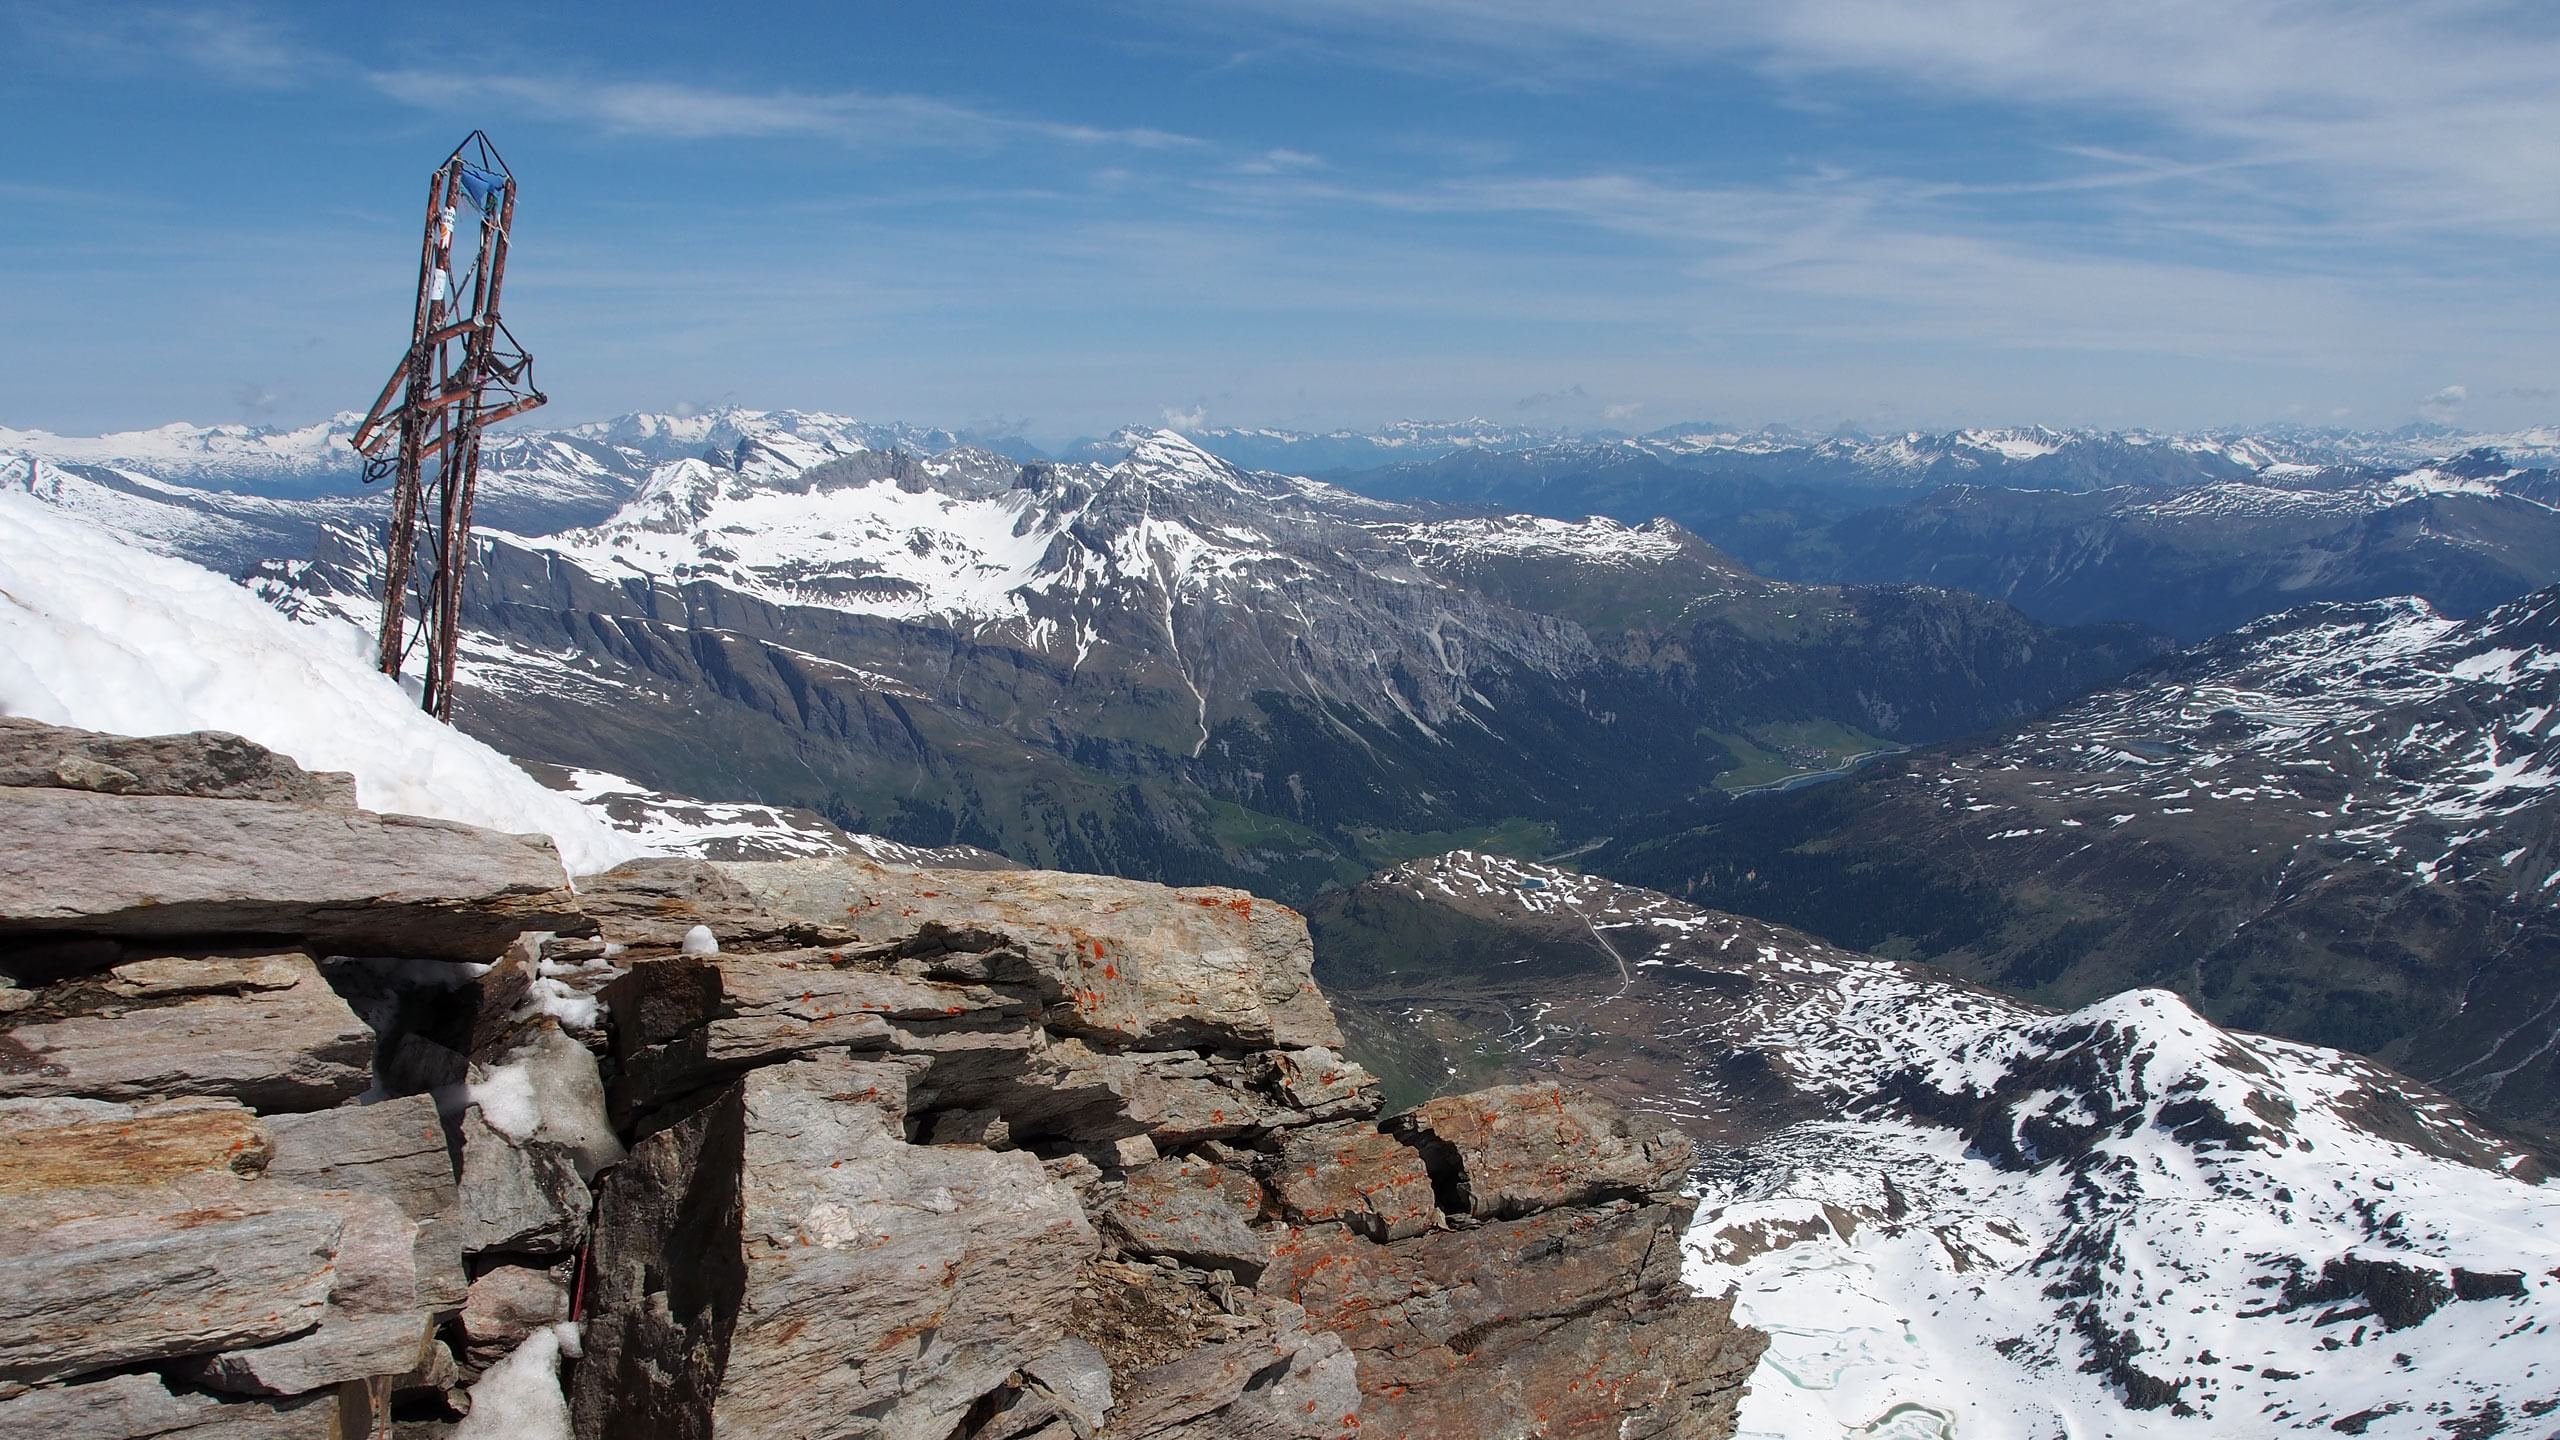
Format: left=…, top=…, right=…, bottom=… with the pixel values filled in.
left=712, top=860, right=1341, bottom=1050
left=0, top=1096, right=450, bottom=1399
left=0, top=716, right=355, bottom=807
left=0, top=1371, right=353, bottom=1438
left=572, top=1052, right=1098, bottom=1440
left=1268, top=1199, right=1757, bottom=1440
left=0, top=954, right=373, bottom=1111
left=1391, top=1080, right=1692, bottom=1219
left=0, top=786, right=584, bottom=961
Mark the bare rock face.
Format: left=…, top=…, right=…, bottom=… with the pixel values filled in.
left=713, top=860, right=1343, bottom=1051
left=1390, top=1081, right=1694, bottom=1219
left=565, top=865, right=1762, bottom=1439
left=1270, top=1121, right=1441, bottom=1242
left=456, top=1104, right=591, bottom=1256
left=0, top=1096, right=445, bottom=1399
left=572, top=857, right=861, bottom=952
left=1268, top=1201, right=1757, bottom=1440
left=260, top=1093, right=466, bottom=1303
left=0, top=788, right=586, bottom=960
left=1096, top=1157, right=1272, bottom=1282
left=0, top=716, right=355, bottom=807
left=0, top=742, right=1763, bottom=1440
left=571, top=1052, right=1098, bottom=1440
left=0, top=953, right=374, bottom=1112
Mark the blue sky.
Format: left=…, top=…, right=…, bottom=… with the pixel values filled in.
left=5, top=1, right=2558, bottom=444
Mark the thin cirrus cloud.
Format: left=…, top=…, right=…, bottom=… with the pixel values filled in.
left=365, top=69, right=1202, bottom=152
left=1197, top=0, right=2560, bottom=238
left=10, top=3, right=310, bottom=89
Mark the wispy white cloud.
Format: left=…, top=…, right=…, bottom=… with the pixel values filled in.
left=1199, top=165, right=2555, bottom=372
left=1234, top=147, right=1325, bottom=175
left=12, top=3, right=310, bottom=88
left=1192, top=0, right=2560, bottom=238
left=12, top=5, right=1201, bottom=155
left=365, top=70, right=1200, bottom=152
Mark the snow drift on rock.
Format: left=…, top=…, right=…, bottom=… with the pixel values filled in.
left=0, top=491, right=642, bottom=875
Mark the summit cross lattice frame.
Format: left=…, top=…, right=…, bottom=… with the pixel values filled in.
left=349, top=130, right=546, bottom=722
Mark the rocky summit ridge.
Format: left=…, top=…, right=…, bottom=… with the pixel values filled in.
left=0, top=717, right=1764, bottom=1440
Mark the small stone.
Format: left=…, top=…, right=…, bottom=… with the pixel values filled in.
left=456, top=1107, right=590, bottom=1257
left=1272, top=1123, right=1439, bottom=1242
left=1096, top=1158, right=1271, bottom=1281
left=1389, top=1081, right=1693, bottom=1219
left=460, top=1265, right=570, bottom=1368
left=103, top=955, right=305, bottom=999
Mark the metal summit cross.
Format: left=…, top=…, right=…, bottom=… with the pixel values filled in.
left=350, top=130, right=547, bottom=722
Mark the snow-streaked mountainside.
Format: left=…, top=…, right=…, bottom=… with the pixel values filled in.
left=1592, top=582, right=2560, bottom=1142
left=0, top=491, right=640, bottom=876
left=13, top=406, right=2558, bottom=646
left=0, top=407, right=990, bottom=573
left=1349, top=432, right=2560, bottom=639
left=0, top=493, right=1008, bottom=875
left=501, top=430, right=1507, bottom=682
left=1312, top=851, right=2560, bottom=1439
left=1980, top=590, right=2560, bottom=898
left=10, top=404, right=2555, bottom=506
left=199, top=420, right=2157, bottom=898
left=531, top=765, right=1014, bottom=868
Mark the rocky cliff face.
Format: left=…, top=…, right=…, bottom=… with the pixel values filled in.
left=0, top=719, right=1762, bottom=1439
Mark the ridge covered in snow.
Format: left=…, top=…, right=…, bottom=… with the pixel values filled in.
left=1328, top=850, right=2560, bottom=1438
left=1978, top=587, right=2560, bottom=905
left=0, top=492, right=642, bottom=875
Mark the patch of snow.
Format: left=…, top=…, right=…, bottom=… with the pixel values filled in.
left=452, top=1325, right=576, bottom=1440
left=0, top=493, right=643, bottom=876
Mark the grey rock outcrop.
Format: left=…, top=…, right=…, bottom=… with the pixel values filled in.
left=0, top=716, right=355, bottom=806
left=1389, top=1080, right=1693, bottom=1219
left=0, top=1096, right=444, bottom=1400
left=0, top=953, right=373, bottom=1111
left=573, top=1052, right=1099, bottom=1438
left=0, top=788, right=584, bottom=961
left=0, top=722, right=1764, bottom=1438
left=456, top=1104, right=591, bottom=1255
left=710, top=860, right=1342, bottom=1050
left=563, top=855, right=1763, bottom=1438
left=1, top=719, right=585, bottom=961
left=0, top=721, right=545, bottom=1429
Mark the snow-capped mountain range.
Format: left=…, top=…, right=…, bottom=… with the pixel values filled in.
left=6, top=405, right=2554, bottom=498
left=1593, top=581, right=2560, bottom=1145
left=10, top=407, right=2560, bottom=1437
left=1312, top=850, right=2559, bottom=1438
left=197, top=424, right=2151, bottom=901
